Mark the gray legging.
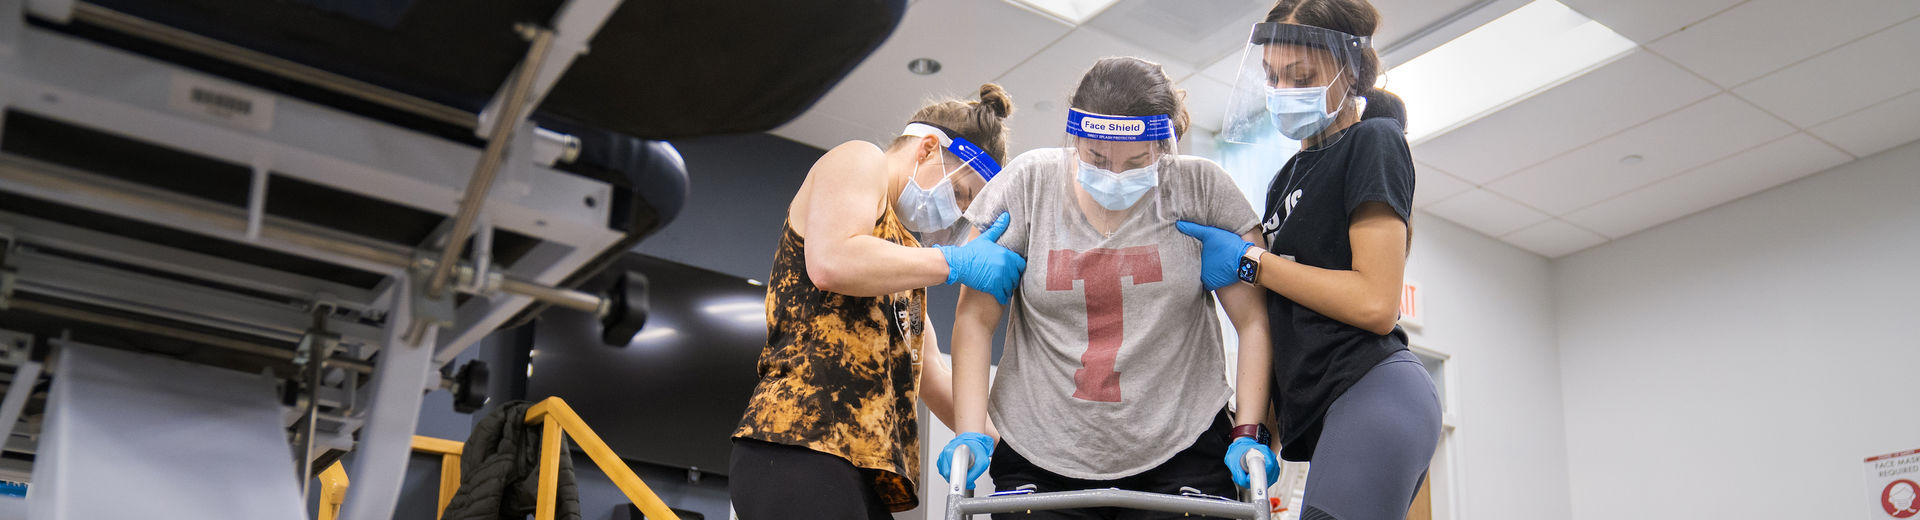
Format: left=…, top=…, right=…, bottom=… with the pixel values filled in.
left=1300, top=349, right=1443, bottom=520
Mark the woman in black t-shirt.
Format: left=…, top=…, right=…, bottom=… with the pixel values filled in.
left=1175, top=1, right=1440, bottom=520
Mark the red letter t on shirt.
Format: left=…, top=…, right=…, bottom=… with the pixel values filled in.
left=1046, top=246, right=1162, bottom=402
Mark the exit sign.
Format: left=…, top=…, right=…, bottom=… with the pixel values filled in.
left=1398, top=279, right=1424, bottom=331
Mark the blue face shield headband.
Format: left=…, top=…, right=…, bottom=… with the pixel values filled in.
left=904, top=122, right=1001, bottom=181
left=1065, top=109, right=1176, bottom=211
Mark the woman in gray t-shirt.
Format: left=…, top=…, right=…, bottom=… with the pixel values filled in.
left=939, top=57, right=1276, bottom=516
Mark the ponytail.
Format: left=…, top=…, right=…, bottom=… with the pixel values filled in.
left=1360, top=87, right=1406, bottom=132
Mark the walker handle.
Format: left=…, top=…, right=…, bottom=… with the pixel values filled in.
left=945, top=444, right=974, bottom=519
left=1241, top=448, right=1272, bottom=520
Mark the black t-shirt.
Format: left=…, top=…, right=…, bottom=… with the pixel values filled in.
left=1259, top=118, right=1415, bottom=462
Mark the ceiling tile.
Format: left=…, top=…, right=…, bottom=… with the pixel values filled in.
left=1560, top=0, right=1744, bottom=43
left=1412, top=50, right=1718, bottom=184
left=995, top=27, right=1200, bottom=157
left=1809, top=88, right=1920, bottom=158
left=1413, top=162, right=1472, bottom=209
left=1368, top=0, right=1487, bottom=52
left=1732, top=17, right=1920, bottom=128
left=1646, top=0, right=1920, bottom=87
left=1183, top=75, right=1234, bottom=132
left=1084, top=0, right=1269, bottom=68
left=770, top=111, right=878, bottom=151
left=1486, top=94, right=1796, bottom=215
left=781, top=0, right=1072, bottom=149
left=1564, top=132, right=1852, bottom=238
left=1425, top=188, right=1550, bottom=237
left=1197, top=52, right=1243, bottom=86
left=1501, top=219, right=1608, bottom=258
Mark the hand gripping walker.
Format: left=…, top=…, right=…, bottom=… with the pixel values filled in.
left=943, top=445, right=1272, bottom=519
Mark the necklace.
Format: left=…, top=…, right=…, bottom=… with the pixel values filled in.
left=1264, top=150, right=1326, bottom=239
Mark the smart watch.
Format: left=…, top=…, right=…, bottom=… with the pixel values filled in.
left=1236, top=247, right=1265, bottom=285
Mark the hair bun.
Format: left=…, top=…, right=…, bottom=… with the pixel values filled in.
left=977, top=83, right=1014, bottom=119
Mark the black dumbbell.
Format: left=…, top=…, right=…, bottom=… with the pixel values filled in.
left=599, top=270, right=649, bottom=346
left=451, top=360, right=490, bottom=414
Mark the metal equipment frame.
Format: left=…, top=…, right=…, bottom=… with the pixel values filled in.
left=0, top=1, right=642, bottom=518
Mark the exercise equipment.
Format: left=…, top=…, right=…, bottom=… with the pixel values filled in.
left=0, top=0, right=904, bottom=517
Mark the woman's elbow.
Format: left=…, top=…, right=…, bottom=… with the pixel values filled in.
left=805, top=260, right=845, bottom=293
left=1359, top=303, right=1399, bottom=336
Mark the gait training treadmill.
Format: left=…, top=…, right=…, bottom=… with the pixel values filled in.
left=0, top=0, right=903, bottom=518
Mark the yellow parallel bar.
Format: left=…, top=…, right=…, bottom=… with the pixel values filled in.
left=412, top=435, right=466, bottom=457
left=536, top=419, right=564, bottom=520
left=526, top=398, right=681, bottom=520
left=317, top=461, right=350, bottom=520
left=438, top=454, right=461, bottom=519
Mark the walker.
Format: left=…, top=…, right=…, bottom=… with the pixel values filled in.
left=943, top=446, right=1272, bottom=519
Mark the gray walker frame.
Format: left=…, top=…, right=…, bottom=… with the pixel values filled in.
left=943, top=446, right=1272, bottom=520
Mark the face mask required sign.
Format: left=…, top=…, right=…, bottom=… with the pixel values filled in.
left=1866, top=448, right=1920, bottom=519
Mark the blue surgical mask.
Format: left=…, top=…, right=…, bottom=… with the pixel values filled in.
left=1076, top=160, right=1159, bottom=211
left=896, top=160, right=965, bottom=233
left=1266, top=85, right=1336, bottom=140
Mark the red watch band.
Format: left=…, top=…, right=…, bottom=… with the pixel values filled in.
left=1230, top=424, right=1262, bottom=440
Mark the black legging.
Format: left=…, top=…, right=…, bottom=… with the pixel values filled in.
left=729, top=438, right=893, bottom=520
left=1299, top=350, right=1442, bottom=520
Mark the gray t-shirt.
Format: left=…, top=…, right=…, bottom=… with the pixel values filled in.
left=963, top=147, right=1260, bottom=479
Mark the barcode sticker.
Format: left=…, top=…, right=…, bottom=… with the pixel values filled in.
left=167, top=73, right=275, bottom=132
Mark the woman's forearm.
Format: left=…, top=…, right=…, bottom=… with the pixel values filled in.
left=950, top=287, right=1003, bottom=436
left=919, top=318, right=999, bottom=439
left=1218, top=238, right=1272, bottom=428
left=1255, top=204, right=1407, bottom=335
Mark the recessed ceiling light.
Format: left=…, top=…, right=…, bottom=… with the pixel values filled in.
left=1619, top=154, right=1644, bottom=165
left=907, top=58, right=942, bottom=75
left=1387, top=0, right=1636, bottom=142
left=1010, top=0, right=1123, bottom=24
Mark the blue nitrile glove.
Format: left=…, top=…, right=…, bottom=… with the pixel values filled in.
left=937, top=433, right=995, bottom=490
left=1175, top=221, right=1254, bottom=291
left=937, top=213, right=1026, bottom=305
left=1225, top=437, right=1280, bottom=488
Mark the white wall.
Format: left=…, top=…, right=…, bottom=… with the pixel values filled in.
left=1554, top=140, right=1920, bottom=519
left=1405, top=213, right=1575, bottom=520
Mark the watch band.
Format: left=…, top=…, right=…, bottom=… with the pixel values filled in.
left=1230, top=423, right=1271, bottom=445
left=1230, top=424, right=1262, bottom=439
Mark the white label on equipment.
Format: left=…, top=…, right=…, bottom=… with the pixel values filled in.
left=167, top=73, right=276, bottom=133
left=1866, top=448, right=1920, bottom=519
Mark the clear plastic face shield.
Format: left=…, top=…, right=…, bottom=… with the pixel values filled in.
left=896, top=122, right=1003, bottom=246
left=1064, top=108, right=1177, bottom=217
left=1220, top=23, right=1371, bottom=147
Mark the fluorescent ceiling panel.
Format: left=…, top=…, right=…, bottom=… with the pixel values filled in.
left=1013, top=0, right=1123, bottom=24
left=1387, top=0, right=1635, bottom=141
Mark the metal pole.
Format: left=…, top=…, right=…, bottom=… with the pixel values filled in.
left=425, top=27, right=556, bottom=299
left=500, top=277, right=601, bottom=314
left=6, top=298, right=375, bottom=374
left=64, top=2, right=478, bottom=129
